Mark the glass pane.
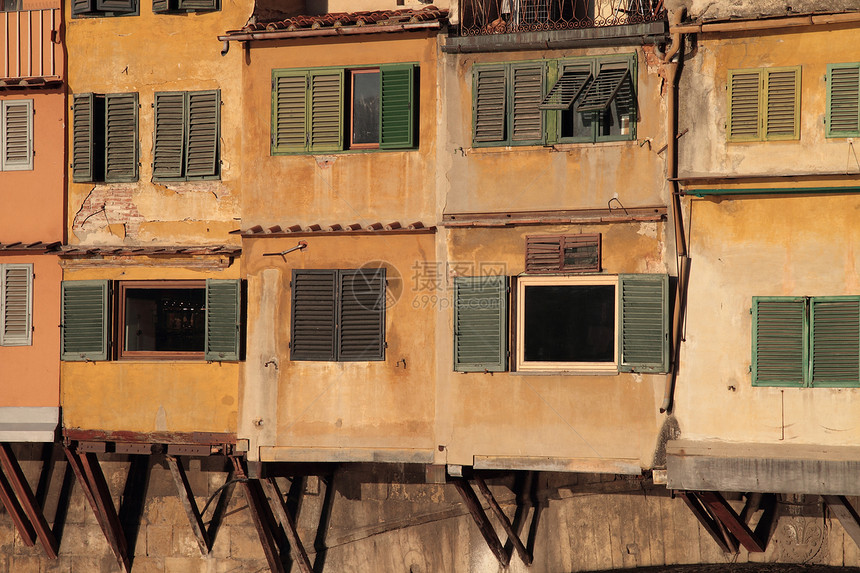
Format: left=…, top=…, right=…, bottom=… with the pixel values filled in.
left=562, top=89, right=593, bottom=139
left=124, top=288, right=205, bottom=352
left=523, top=284, right=615, bottom=362
left=352, top=72, right=380, bottom=145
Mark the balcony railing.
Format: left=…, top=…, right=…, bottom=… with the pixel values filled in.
left=1, top=9, right=63, bottom=86
left=457, top=0, right=665, bottom=36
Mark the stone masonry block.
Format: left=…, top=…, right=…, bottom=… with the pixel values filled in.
left=162, top=557, right=210, bottom=573
left=146, top=525, right=173, bottom=558
left=9, top=556, right=43, bottom=573
left=228, top=525, right=266, bottom=560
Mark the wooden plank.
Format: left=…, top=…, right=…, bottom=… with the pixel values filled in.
left=261, top=478, right=313, bottom=573
left=0, top=443, right=58, bottom=558
left=166, top=456, right=209, bottom=555
left=78, top=452, right=131, bottom=573
left=698, top=491, right=765, bottom=552
left=452, top=477, right=510, bottom=567
left=667, top=439, right=860, bottom=462
left=63, top=447, right=110, bottom=535
left=823, top=495, right=860, bottom=549
left=230, top=457, right=285, bottom=573
left=679, top=492, right=736, bottom=553
left=473, top=475, right=532, bottom=565
left=0, top=463, right=36, bottom=546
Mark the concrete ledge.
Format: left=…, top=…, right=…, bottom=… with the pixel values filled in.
left=0, top=407, right=58, bottom=443
left=667, top=439, right=860, bottom=495
left=260, top=446, right=435, bottom=464
left=474, top=455, right=642, bottom=474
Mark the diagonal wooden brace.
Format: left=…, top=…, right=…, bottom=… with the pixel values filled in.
left=679, top=491, right=737, bottom=553
left=823, top=495, right=860, bottom=550
left=166, top=456, right=210, bottom=555
left=0, top=454, right=36, bottom=547
left=230, top=457, right=285, bottom=573
left=261, top=478, right=313, bottom=573
left=0, top=443, right=58, bottom=557
left=698, top=491, right=766, bottom=553
left=473, top=474, right=532, bottom=565
left=452, top=477, right=510, bottom=567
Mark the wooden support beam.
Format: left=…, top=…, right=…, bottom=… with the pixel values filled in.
left=205, top=466, right=234, bottom=548
left=262, top=478, right=314, bottom=573
left=679, top=491, right=736, bottom=553
left=70, top=449, right=131, bottom=573
left=230, top=457, right=285, bottom=573
left=0, top=443, right=58, bottom=558
left=698, top=491, right=766, bottom=553
left=452, top=477, right=510, bottom=567
left=0, top=463, right=36, bottom=546
left=166, top=456, right=210, bottom=555
left=823, top=495, right=860, bottom=549
left=473, top=475, right=532, bottom=566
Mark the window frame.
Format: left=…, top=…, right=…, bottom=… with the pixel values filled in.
left=0, top=263, right=33, bottom=347
left=349, top=68, right=382, bottom=150
left=271, top=64, right=418, bottom=156
left=152, top=90, right=221, bottom=182
left=826, top=62, right=860, bottom=138
left=727, top=66, right=801, bottom=142
left=472, top=60, right=546, bottom=148
left=1, top=99, right=34, bottom=172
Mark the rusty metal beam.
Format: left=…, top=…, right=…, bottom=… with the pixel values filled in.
left=473, top=475, right=532, bottom=566
left=230, top=457, right=285, bottom=573
left=166, top=456, right=210, bottom=555
left=0, top=462, right=36, bottom=546
left=679, top=492, right=736, bottom=553
left=452, top=477, right=510, bottom=567
left=0, top=443, right=58, bottom=558
left=824, top=495, right=860, bottom=549
left=262, top=478, right=313, bottom=573
left=698, top=491, right=766, bottom=553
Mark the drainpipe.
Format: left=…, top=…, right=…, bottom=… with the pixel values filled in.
left=660, top=10, right=687, bottom=414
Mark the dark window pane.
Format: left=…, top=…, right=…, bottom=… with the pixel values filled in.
left=523, top=284, right=615, bottom=363
left=124, top=288, right=205, bottom=352
left=562, top=90, right=593, bottom=139
left=352, top=71, right=380, bottom=145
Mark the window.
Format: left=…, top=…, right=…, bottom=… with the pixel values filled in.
left=752, top=296, right=859, bottom=388
left=826, top=63, right=860, bottom=138
left=272, top=64, right=417, bottom=154
left=727, top=67, right=800, bottom=142
left=452, top=274, right=668, bottom=373
left=72, top=0, right=138, bottom=17
left=1, top=99, right=33, bottom=171
left=473, top=61, right=545, bottom=146
left=153, top=90, right=220, bottom=181
left=525, top=234, right=601, bottom=273
left=60, top=279, right=241, bottom=361
left=290, top=269, right=386, bottom=361
left=0, top=264, right=32, bottom=346
left=72, top=93, right=138, bottom=183
left=153, top=0, right=218, bottom=13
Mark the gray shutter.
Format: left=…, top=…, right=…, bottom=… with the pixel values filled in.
left=61, top=280, right=110, bottom=362
left=826, top=64, right=860, bottom=137
left=308, top=70, right=343, bottom=152
left=272, top=71, right=309, bottom=154
left=72, top=94, right=94, bottom=182
left=338, top=269, right=385, bottom=361
left=72, top=0, right=93, bottom=15
left=1, top=100, right=33, bottom=171
left=619, top=274, right=668, bottom=373
left=810, top=297, right=859, bottom=387
left=104, top=93, right=138, bottom=182
left=453, top=276, right=508, bottom=372
left=751, top=297, right=806, bottom=387
left=153, top=92, right=186, bottom=179
left=95, top=0, right=136, bottom=12
left=380, top=64, right=415, bottom=149
left=185, top=90, right=219, bottom=178
left=205, top=279, right=241, bottom=361
left=290, top=270, right=336, bottom=361
left=510, top=63, right=544, bottom=143
left=473, top=65, right=506, bottom=144
left=0, top=264, right=33, bottom=346
left=177, top=0, right=217, bottom=9
left=152, top=0, right=170, bottom=12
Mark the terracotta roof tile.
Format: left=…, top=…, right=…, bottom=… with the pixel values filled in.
left=232, top=221, right=434, bottom=236
left=0, top=241, right=62, bottom=253
left=60, top=245, right=241, bottom=257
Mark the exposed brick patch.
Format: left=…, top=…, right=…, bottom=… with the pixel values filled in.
left=72, top=185, right=145, bottom=241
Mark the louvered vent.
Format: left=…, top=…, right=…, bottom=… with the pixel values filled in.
left=186, top=91, right=219, bottom=178
left=338, top=270, right=385, bottom=361
left=453, top=276, right=507, bottom=372
left=105, top=93, right=137, bottom=182
left=753, top=298, right=805, bottom=386
left=728, top=71, right=761, bottom=141
left=811, top=298, right=859, bottom=386
left=473, top=67, right=506, bottom=143
left=511, top=64, right=543, bottom=142
left=290, top=271, right=336, bottom=361
left=274, top=73, right=307, bottom=150
left=309, top=73, right=342, bottom=150
left=525, top=234, right=600, bottom=273
left=765, top=69, right=798, bottom=139
left=828, top=65, right=860, bottom=136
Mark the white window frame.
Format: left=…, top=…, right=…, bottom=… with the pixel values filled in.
left=516, top=274, right=618, bottom=373
left=0, top=263, right=33, bottom=346
left=0, top=99, right=34, bottom=171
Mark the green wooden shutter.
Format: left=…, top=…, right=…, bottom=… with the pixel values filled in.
left=185, top=90, right=220, bottom=178
left=540, top=63, right=592, bottom=110
left=71, top=94, right=94, bottom=182
left=473, top=65, right=507, bottom=144
left=104, top=93, right=138, bottom=182
left=619, top=274, right=668, bottom=373
left=290, top=270, right=336, bottom=361
left=272, top=70, right=308, bottom=154
left=72, top=0, right=93, bottom=15
left=153, top=92, right=186, bottom=180
left=826, top=63, right=860, bottom=138
left=380, top=64, right=416, bottom=149
left=0, top=264, right=33, bottom=347
left=308, top=70, right=343, bottom=152
left=510, top=62, right=544, bottom=144
left=1, top=100, right=33, bottom=171
left=95, top=0, right=136, bottom=12
left=727, top=70, right=762, bottom=142
left=338, top=269, right=385, bottom=361
left=751, top=297, right=806, bottom=387
left=763, top=67, right=800, bottom=140
left=177, top=0, right=217, bottom=10
left=453, top=276, right=508, bottom=372
left=205, top=279, right=241, bottom=361
left=152, top=0, right=170, bottom=12
left=61, top=280, right=109, bottom=362
left=577, top=64, right=629, bottom=112
left=810, top=297, right=859, bottom=387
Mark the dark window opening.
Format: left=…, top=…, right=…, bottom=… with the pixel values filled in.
left=121, top=285, right=205, bottom=356
left=350, top=70, right=381, bottom=148
left=523, top=284, right=615, bottom=363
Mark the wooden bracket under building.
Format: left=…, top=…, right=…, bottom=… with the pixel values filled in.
left=230, top=456, right=286, bottom=573
left=679, top=491, right=777, bottom=554
left=823, top=495, right=860, bottom=549
left=166, top=455, right=211, bottom=555
left=261, top=477, right=314, bottom=573
left=0, top=443, right=59, bottom=558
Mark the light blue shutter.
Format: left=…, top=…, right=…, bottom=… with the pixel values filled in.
left=453, top=276, right=508, bottom=372
left=205, top=279, right=241, bottom=361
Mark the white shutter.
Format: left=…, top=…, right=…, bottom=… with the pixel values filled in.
left=1, top=100, right=34, bottom=171
left=0, top=264, right=33, bottom=346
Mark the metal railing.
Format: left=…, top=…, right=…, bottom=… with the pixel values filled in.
left=457, top=0, right=665, bottom=36
left=1, top=9, right=62, bottom=84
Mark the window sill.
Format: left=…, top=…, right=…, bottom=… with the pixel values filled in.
left=271, top=148, right=417, bottom=157
left=511, top=369, right=620, bottom=376
left=465, top=140, right=636, bottom=155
